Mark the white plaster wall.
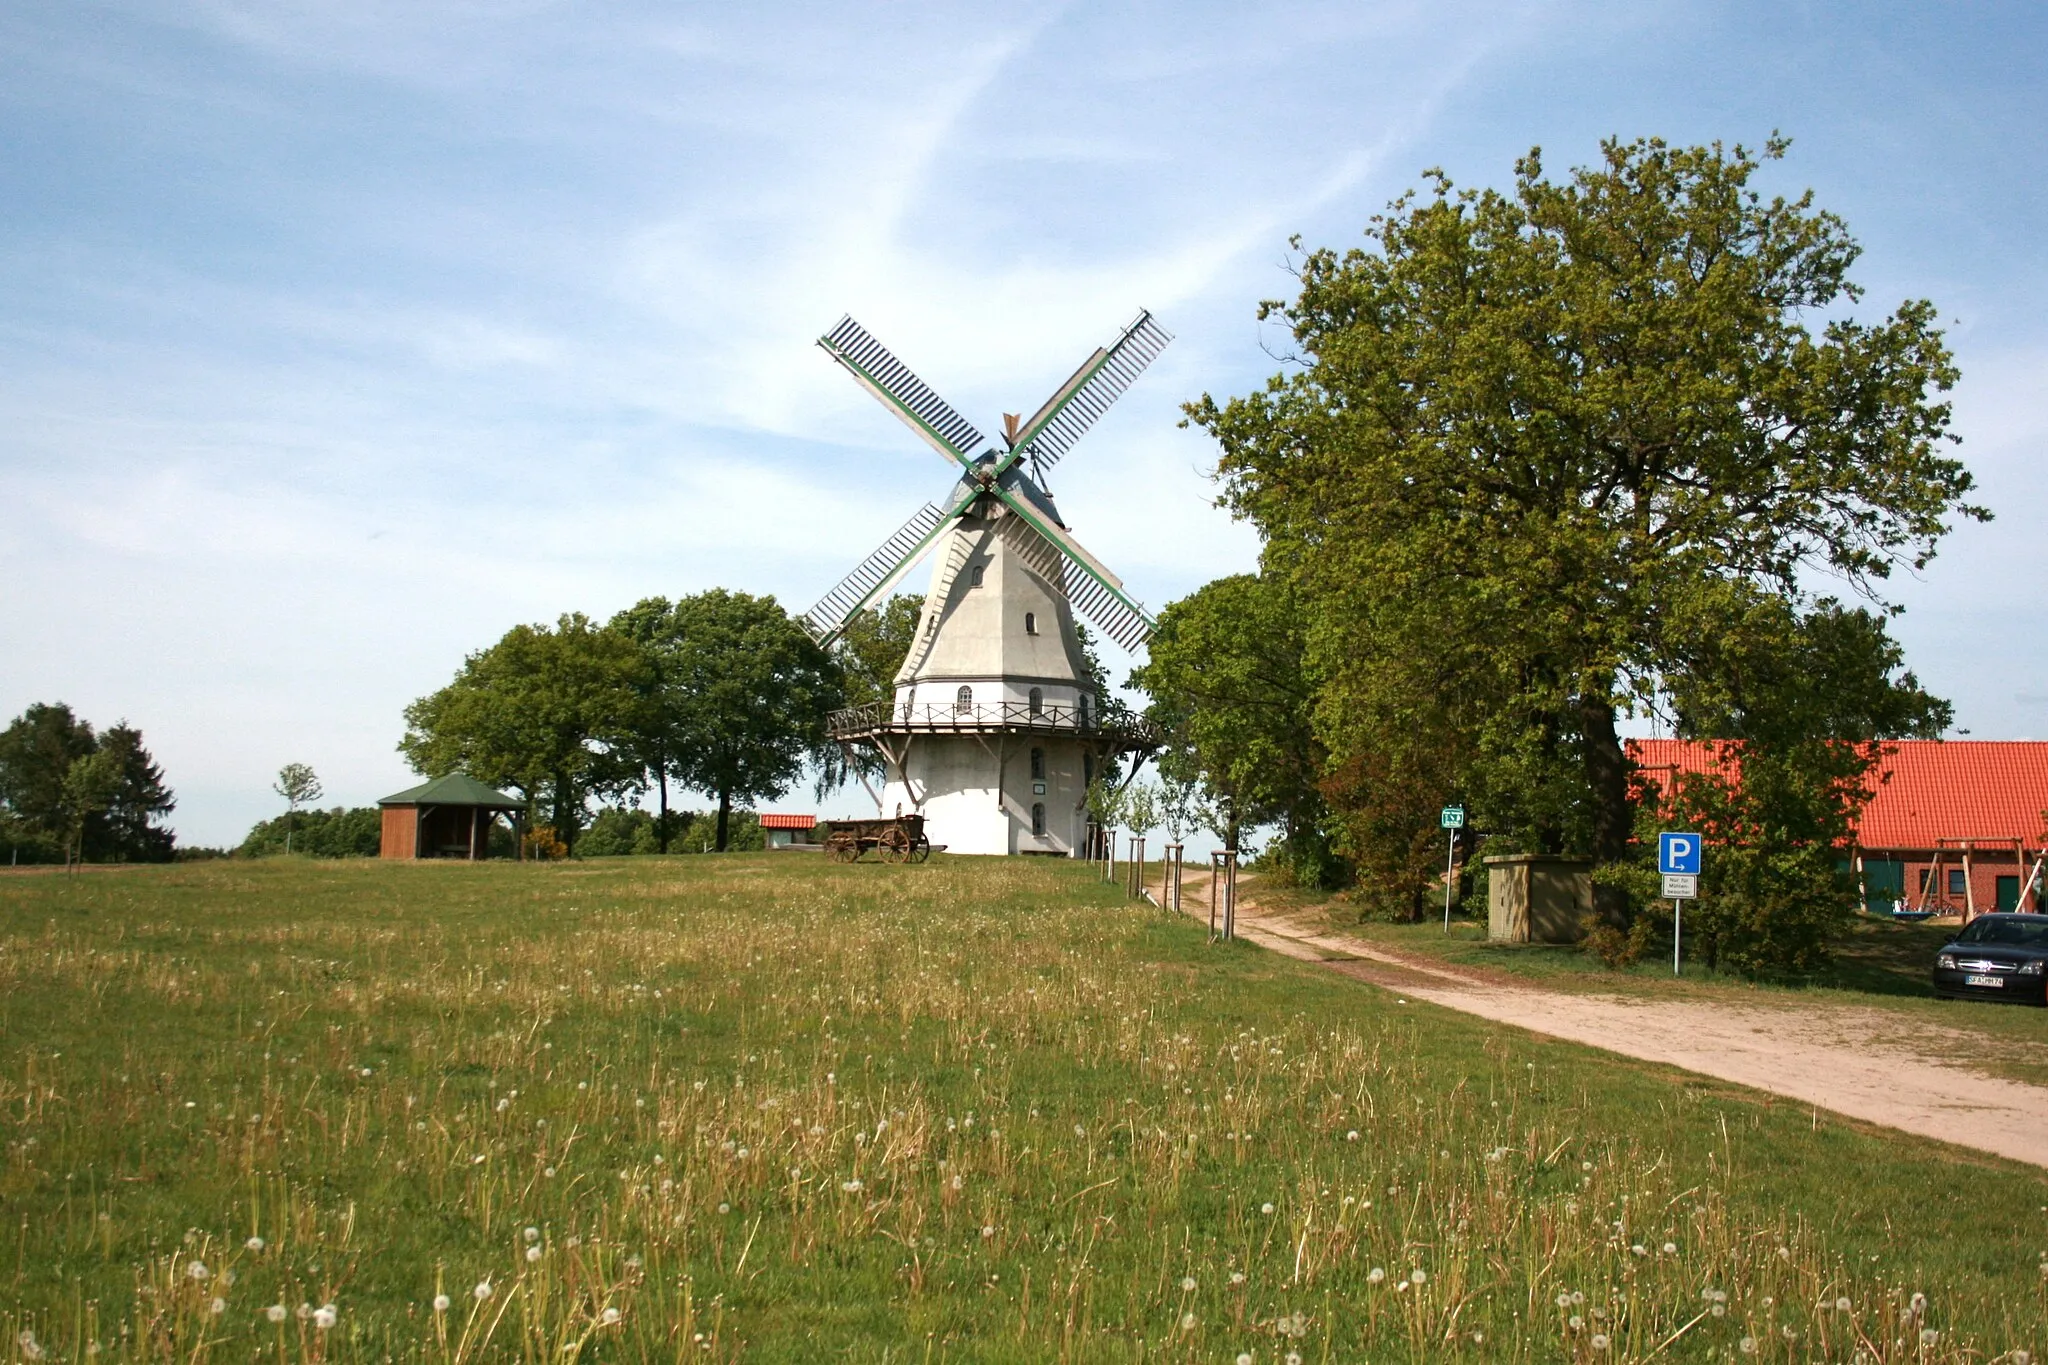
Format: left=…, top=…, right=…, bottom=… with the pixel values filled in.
left=881, top=733, right=1095, bottom=857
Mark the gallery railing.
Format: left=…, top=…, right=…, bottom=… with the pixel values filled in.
left=828, top=700, right=1159, bottom=747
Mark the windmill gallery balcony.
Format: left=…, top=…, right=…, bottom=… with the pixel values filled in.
left=827, top=699, right=1160, bottom=748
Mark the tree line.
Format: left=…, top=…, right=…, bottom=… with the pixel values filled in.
left=397, top=588, right=918, bottom=854
left=0, top=703, right=177, bottom=865
left=1134, top=136, right=1978, bottom=973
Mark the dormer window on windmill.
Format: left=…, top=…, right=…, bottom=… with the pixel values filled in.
left=969, top=563, right=985, bottom=587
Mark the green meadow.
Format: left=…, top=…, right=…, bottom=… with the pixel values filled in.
left=0, top=856, right=2042, bottom=1363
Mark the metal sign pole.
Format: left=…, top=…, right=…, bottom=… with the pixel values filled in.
left=1443, top=827, right=1458, bottom=934
left=1674, top=896, right=1683, bottom=976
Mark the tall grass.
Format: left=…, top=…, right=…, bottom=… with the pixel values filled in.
left=0, top=857, right=2041, bottom=1361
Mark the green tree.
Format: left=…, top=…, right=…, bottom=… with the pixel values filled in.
left=59, top=749, right=122, bottom=871
left=0, top=703, right=97, bottom=854
left=399, top=614, right=649, bottom=853
left=659, top=590, right=839, bottom=852
left=815, top=594, right=923, bottom=798
left=1191, top=136, right=1980, bottom=921
left=0, top=705, right=175, bottom=864
left=273, top=763, right=322, bottom=854
left=1132, top=573, right=1336, bottom=883
left=92, top=724, right=176, bottom=862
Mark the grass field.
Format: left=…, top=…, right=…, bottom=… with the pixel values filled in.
left=1, top=856, right=2044, bottom=1363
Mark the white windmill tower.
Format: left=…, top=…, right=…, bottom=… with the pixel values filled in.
left=804, top=310, right=1170, bottom=856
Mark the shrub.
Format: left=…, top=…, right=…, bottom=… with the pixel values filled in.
left=239, top=807, right=382, bottom=858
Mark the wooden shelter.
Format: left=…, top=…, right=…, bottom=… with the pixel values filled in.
left=378, top=775, right=523, bottom=860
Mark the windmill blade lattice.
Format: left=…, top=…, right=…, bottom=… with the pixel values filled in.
left=802, top=501, right=950, bottom=643
left=1013, top=310, right=1173, bottom=474
left=995, top=506, right=1153, bottom=652
left=819, top=316, right=990, bottom=466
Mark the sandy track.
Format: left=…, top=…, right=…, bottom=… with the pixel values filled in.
left=1166, top=878, right=2048, bottom=1168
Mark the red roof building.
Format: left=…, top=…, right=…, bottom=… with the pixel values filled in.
left=1627, top=739, right=2048, bottom=920
left=759, top=813, right=818, bottom=848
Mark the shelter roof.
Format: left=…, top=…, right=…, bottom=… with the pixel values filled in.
left=378, top=774, right=524, bottom=809
left=1627, top=739, right=2048, bottom=849
left=759, top=813, right=816, bottom=830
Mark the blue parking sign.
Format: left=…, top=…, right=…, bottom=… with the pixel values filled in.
left=1658, top=832, right=1702, bottom=876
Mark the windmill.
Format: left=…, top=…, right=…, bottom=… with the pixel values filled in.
left=805, top=309, right=1170, bottom=856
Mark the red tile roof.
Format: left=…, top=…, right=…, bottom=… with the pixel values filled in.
left=758, top=813, right=816, bottom=830
left=1627, top=739, right=2048, bottom=850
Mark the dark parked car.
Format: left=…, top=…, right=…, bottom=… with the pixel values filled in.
left=1932, top=913, right=2048, bottom=1004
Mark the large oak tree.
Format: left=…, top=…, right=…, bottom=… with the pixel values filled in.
left=1190, top=137, right=1978, bottom=905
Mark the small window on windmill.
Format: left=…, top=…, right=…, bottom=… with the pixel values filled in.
left=1083, top=753, right=1094, bottom=787
left=1024, top=611, right=1037, bottom=635
left=1031, top=802, right=1047, bottom=837
left=1030, top=747, right=1045, bottom=780
left=1077, top=694, right=1092, bottom=726
left=1028, top=687, right=1044, bottom=716
left=969, top=563, right=985, bottom=588
left=955, top=685, right=972, bottom=714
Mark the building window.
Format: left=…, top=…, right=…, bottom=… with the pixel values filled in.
left=1028, top=686, right=1043, bottom=716
left=969, top=563, right=985, bottom=587
left=1948, top=868, right=1966, bottom=898
left=1083, top=753, right=1094, bottom=787
left=1077, top=694, right=1092, bottom=726
left=1024, top=611, right=1036, bottom=635
left=1030, top=747, right=1045, bottom=780
left=1031, top=802, right=1046, bottom=836
left=955, top=685, right=972, bottom=713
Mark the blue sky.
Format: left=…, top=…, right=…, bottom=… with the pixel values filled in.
left=3, top=1, right=2044, bottom=846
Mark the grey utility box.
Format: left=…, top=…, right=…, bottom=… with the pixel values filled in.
left=1486, top=854, right=1594, bottom=943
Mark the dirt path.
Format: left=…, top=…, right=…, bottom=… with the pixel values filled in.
left=1163, top=874, right=2048, bottom=1168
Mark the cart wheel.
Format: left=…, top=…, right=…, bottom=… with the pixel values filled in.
left=878, top=826, right=912, bottom=863
left=828, top=836, right=859, bottom=863
left=909, top=836, right=931, bottom=864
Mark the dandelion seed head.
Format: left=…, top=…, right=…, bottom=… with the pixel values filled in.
left=524, top=1226, right=540, bottom=1243
left=245, top=1236, right=264, bottom=1252
left=433, top=1295, right=450, bottom=1313
left=1180, top=1312, right=1196, bottom=1331
left=186, top=1260, right=210, bottom=1280
left=1661, top=1242, right=1677, bottom=1254
left=1231, top=1271, right=1247, bottom=1285
left=1920, top=1328, right=1939, bottom=1346
left=841, top=1179, right=863, bottom=1193
left=1836, top=1296, right=1853, bottom=1312
left=209, top=1297, right=226, bottom=1315
left=600, top=1307, right=621, bottom=1326
left=981, top=1225, right=995, bottom=1239
left=1368, top=1267, right=1385, bottom=1284
left=1410, top=1269, right=1426, bottom=1285
left=313, top=1306, right=336, bottom=1331
left=16, top=1331, right=41, bottom=1361
left=1236, top=1355, right=1253, bottom=1365
left=1261, top=1202, right=1275, bottom=1215
left=1739, top=1337, right=1757, bottom=1355
left=717, top=1202, right=731, bottom=1214
left=266, top=1305, right=287, bottom=1323
left=1180, top=1276, right=1197, bottom=1292
left=526, top=1245, right=543, bottom=1262
left=1346, top=1130, right=1359, bottom=1141
left=474, top=1281, right=494, bottom=1301
left=1569, top=1315, right=1584, bottom=1330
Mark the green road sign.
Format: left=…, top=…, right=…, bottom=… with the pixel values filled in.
left=1440, top=805, right=1465, bottom=830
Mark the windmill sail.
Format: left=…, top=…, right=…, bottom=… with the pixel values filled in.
left=819, top=316, right=989, bottom=468
left=993, top=497, right=1153, bottom=652
left=1010, top=310, right=1172, bottom=474
left=801, top=501, right=952, bottom=643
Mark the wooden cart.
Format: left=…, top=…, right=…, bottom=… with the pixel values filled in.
left=825, top=815, right=931, bottom=864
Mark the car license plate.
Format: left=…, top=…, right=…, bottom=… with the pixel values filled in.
left=1965, top=973, right=2003, bottom=988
